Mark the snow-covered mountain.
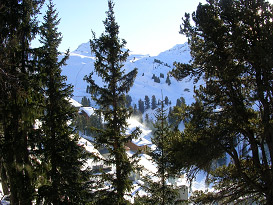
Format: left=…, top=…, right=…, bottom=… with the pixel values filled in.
left=61, top=42, right=209, bottom=199
left=61, top=42, right=199, bottom=107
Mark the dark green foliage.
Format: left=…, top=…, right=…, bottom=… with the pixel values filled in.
left=84, top=1, right=140, bottom=203
left=75, top=113, right=102, bottom=137
left=190, top=162, right=265, bottom=204
left=138, top=99, right=145, bottom=114
left=165, top=75, right=171, bottom=86
left=81, top=96, right=91, bottom=106
left=144, top=95, right=151, bottom=110
left=136, top=101, right=178, bottom=204
left=151, top=95, right=157, bottom=110
left=155, top=76, right=161, bottom=83
left=133, top=104, right=138, bottom=115
left=175, top=97, right=185, bottom=107
left=145, top=113, right=150, bottom=125
left=170, top=0, right=273, bottom=203
left=37, top=1, right=90, bottom=203
left=168, top=107, right=173, bottom=119
left=175, top=99, right=180, bottom=107
left=168, top=98, right=187, bottom=129
left=154, top=59, right=164, bottom=65
left=153, top=59, right=171, bottom=68
left=164, top=96, right=169, bottom=105
left=132, top=105, right=143, bottom=124
left=126, top=94, right=133, bottom=108
left=160, top=73, right=165, bottom=78
left=152, top=74, right=161, bottom=83
left=0, top=0, right=45, bottom=204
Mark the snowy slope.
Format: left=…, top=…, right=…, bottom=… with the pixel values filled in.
left=77, top=117, right=210, bottom=202
left=62, top=42, right=209, bottom=198
left=61, top=42, right=199, bottom=107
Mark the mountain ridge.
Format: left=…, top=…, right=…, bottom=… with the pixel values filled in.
left=61, top=42, right=199, bottom=108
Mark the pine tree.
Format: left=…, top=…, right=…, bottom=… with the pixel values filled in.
left=84, top=1, right=140, bottom=204
left=165, top=75, right=171, bottom=86
left=88, top=98, right=91, bottom=106
left=175, top=97, right=185, bottom=107
left=0, top=0, right=44, bottom=204
left=136, top=101, right=178, bottom=204
left=151, top=95, right=157, bottom=110
left=138, top=99, right=145, bottom=114
left=170, top=0, right=273, bottom=203
left=169, top=96, right=188, bottom=128
left=168, top=107, right=173, bottom=124
left=152, top=74, right=161, bottom=83
left=176, top=99, right=181, bottom=107
left=144, top=95, right=151, bottom=110
left=125, top=94, right=132, bottom=108
left=164, top=96, right=169, bottom=105
left=81, top=96, right=90, bottom=106
left=145, top=113, right=150, bottom=125
left=133, top=104, right=138, bottom=115
left=37, top=1, right=90, bottom=204
left=155, top=76, right=161, bottom=83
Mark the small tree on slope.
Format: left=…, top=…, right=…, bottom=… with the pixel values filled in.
left=135, top=101, right=178, bottom=205
left=84, top=1, right=140, bottom=204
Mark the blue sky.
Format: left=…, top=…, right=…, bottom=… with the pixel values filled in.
left=34, top=0, right=207, bottom=56
left=35, top=0, right=273, bottom=56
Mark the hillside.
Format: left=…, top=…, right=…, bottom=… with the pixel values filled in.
left=61, top=42, right=201, bottom=108
left=60, top=42, right=209, bottom=200
left=77, top=118, right=209, bottom=202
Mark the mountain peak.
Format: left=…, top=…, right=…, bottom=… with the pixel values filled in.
left=156, top=42, right=191, bottom=65
left=72, top=42, right=190, bottom=62
left=62, top=41, right=197, bottom=107
left=73, top=42, right=91, bottom=56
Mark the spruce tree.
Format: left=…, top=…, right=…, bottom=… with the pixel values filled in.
left=125, top=94, right=133, bottom=108
left=81, top=96, right=90, bottom=106
left=165, top=75, right=171, bottom=86
left=175, top=99, right=181, bottom=107
left=37, top=1, right=90, bottom=204
left=133, top=104, right=138, bottom=115
left=84, top=1, right=140, bottom=204
left=0, top=0, right=44, bottom=204
left=144, top=113, right=150, bottom=125
left=136, top=101, right=178, bottom=204
left=144, top=95, right=151, bottom=110
left=138, top=99, right=145, bottom=114
left=164, top=96, right=169, bottom=105
left=151, top=95, right=157, bottom=110
left=88, top=98, right=91, bottom=107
